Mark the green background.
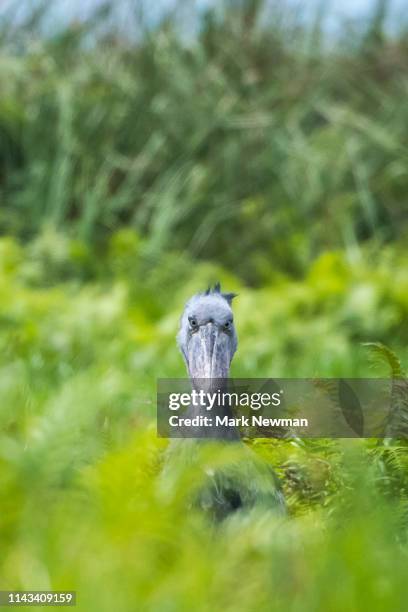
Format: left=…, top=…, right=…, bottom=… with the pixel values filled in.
left=0, top=1, right=407, bottom=610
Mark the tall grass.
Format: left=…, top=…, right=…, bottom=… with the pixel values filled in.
left=1, top=0, right=407, bottom=283
left=1, top=2, right=408, bottom=610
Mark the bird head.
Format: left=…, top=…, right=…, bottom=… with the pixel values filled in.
left=177, top=283, right=237, bottom=387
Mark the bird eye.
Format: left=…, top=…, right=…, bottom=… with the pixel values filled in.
left=189, top=317, right=198, bottom=329
left=224, top=319, right=233, bottom=330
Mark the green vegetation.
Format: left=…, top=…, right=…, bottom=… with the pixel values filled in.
left=0, top=1, right=408, bottom=610
left=1, top=0, right=407, bottom=282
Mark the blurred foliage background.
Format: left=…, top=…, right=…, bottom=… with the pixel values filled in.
left=0, top=0, right=408, bottom=610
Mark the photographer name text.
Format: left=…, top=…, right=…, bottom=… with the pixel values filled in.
left=168, top=414, right=308, bottom=428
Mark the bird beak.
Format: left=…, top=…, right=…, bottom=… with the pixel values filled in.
left=187, top=322, right=231, bottom=390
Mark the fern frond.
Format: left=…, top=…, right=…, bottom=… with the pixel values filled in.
left=363, top=342, right=405, bottom=378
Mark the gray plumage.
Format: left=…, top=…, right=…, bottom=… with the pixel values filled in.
left=165, top=284, right=286, bottom=520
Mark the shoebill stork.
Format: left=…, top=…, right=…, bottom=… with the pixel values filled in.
left=164, top=283, right=285, bottom=520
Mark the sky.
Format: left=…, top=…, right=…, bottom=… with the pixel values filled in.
left=46, top=0, right=407, bottom=22
left=2, top=0, right=407, bottom=34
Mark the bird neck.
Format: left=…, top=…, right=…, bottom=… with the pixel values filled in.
left=184, top=379, right=240, bottom=440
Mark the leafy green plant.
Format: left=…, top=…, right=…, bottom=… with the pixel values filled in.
left=1, top=2, right=408, bottom=609
left=0, top=1, right=407, bottom=283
